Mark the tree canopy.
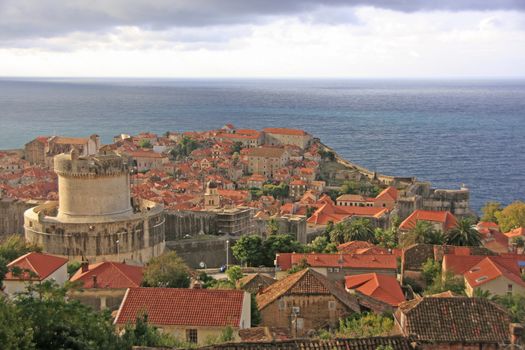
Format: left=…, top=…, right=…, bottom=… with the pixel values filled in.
left=495, top=201, right=525, bottom=233
left=446, top=218, right=481, bottom=246
left=142, top=251, right=191, bottom=288
left=480, top=201, right=502, bottom=223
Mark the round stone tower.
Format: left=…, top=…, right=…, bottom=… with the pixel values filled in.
left=54, top=149, right=133, bottom=219
left=24, top=151, right=165, bottom=263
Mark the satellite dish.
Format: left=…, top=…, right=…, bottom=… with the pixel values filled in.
left=199, top=261, right=205, bottom=268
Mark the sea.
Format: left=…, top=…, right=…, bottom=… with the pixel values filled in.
left=0, top=78, right=524, bottom=213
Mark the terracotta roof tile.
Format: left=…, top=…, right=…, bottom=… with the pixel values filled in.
left=70, top=261, right=143, bottom=289
left=115, top=288, right=246, bottom=327
left=345, top=273, right=405, bottom=306
left=399, top=210, right=457, bottom=231
left=5, top=252, right=68, bottom=281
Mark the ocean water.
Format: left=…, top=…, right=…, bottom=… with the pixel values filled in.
left=0, top=78, right=524, bottom=213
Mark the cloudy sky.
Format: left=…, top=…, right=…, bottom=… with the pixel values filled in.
left=1, top=0, right=524, bottom=77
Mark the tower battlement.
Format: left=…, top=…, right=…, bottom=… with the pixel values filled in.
left=54, top=151, right=129, bottom=178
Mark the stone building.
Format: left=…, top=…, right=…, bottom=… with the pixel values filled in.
left=396, top=182, right=471, bottom=219
left=245, top=147, right=289, bottom=178
left=263, top=128, right=312, bottom=150
left=211, top=206, right=256, bottom=236
left=0, top=198, right=37, bottom=237
left=256, top=268, right=360, bottom=337
left=24, top=135, right=101, bottom=167
left=204, top=181, right=221, bottom=209
left=24, top=151, right=165, bottom=263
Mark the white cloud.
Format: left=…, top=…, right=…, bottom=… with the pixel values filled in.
left=0, top=7, right=524, bottom=77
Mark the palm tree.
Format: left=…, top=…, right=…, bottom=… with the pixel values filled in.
left=447, top=218, right=481, bottom=246
left=329, top=222, right=347, bottom=244
left=402, top=221, right=444, bottom=246
left=344, top=218, right=376, bottom=242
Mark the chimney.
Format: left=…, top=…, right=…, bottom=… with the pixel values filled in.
left=92, top=275, right=98, bottom=288
left=510, top=323, right=524, bottom=345
left=81, top=260, right=89, bottom=273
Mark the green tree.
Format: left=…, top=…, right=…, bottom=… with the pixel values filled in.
left=287, top=257, right=310, bottom=275
left=138, top=139, right=153, bottom=148
left=401, top=221, right=445, bottom=246
left=446, top=218, right=481, bottom=246
left=336, top=313, right=394, bottom=338
left=0, top=235, right=41, bottom=262
left=120, top=313, right=182, bottom=349
left=493, top=293, right=525, bottom=323
left=374, top=228, right=398, bottom=249
left=329, top=222, right=347, bottom=244
left=0, top=256, right=7, bottom=288
left=344, top=218, right=376, bottom=242
left=232, top=235, right=265, bottom=267
left=67, top=261, right=82, bottom=277
left=231, top=141, right=243, bottom=154
left=15, top=280, right=121, bottom=350
left=421, top=258, right=441, bottom=286
left=250, top=294, right=262, bottom=327
left=226, top=265, right=243, bottom=285
left=0, top=298, right=35, bottom=350
left=266, top=218, right=280, bottom=236
left=424, top=271, right=465, bottom=296
left=511, top=236, right=525, bottom=253
left=481, top=201, right=502, bottom=223
left=142, top=251, right=191, bottom=288
left=262, top=234, right=303, bottom=266
left=306, top=236, right=337, bottom=253
left=340, top=180, right=359, bottom=195
left=495, top=201, right=525, bottom=233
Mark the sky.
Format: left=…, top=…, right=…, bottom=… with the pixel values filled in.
left=0, top=0, right=524, bottom=78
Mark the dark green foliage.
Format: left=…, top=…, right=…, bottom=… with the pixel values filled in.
left=446, top=218, right=481, bottom=246
left=480, top=201, right=502, bottom=223
left=138, top=139, right=152, bottom=148
left=493, top=293, right=525, bottom=323
left=120, top=313, right=180, bottom=349
left=400, top=221, right=445, bottom=246
left=67, top=261, right=82, bottom=277
left=261, top=182, right=289, bottom=199
left=327, top=219, right=376, bottom=244
left=231, top=142, right=243, bottom=154
left=336, top=313, right=394, bottom=337
left=287, top=257, right=310, bottom=275
left=339, top=180, right=381, bottom=198
left=142, top=251, right=191, bottom=288
left=0, top=234, right=42, bottom=262
left=421, top=258, right=441, bottom=286
left=262, top=234, right=303, bottom=266
left=306, top=236, right=337, bottom=253
left=169, top=136, right=200, bottom=160
left=0, top=298, right=34, bottom=350
left=232, top=235, right=265, bottom=267
left=250, top=294, right=262, bottom=327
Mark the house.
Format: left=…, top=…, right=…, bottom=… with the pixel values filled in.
left=263, top=128, right=312, bottom=149
left=307, top=197, right=389, bottom=228
left=237, top=273, right=276, bottom=294
left=345, top=273, right=405, bottom=312
left=462, top=256, right=525, bottom=297
left=289, top=180, right=307, bottom=200
left=218, top=129, right=263, bottom=148
left=3, top=252, right=68, bottom=296
left=127, top=150, right=167, bottom=172
left=336, top=187, right=398, bottom=210
left=24, top=136, right=49, bottom=165
left=114, top=288, right=251, bottom=345
left=256, top=268, right=360, bottom=337
left=247, top=174, right=266, bottom=189
left=69, top=261, right=143, bottom=310
left=275, top=252, right=397, bottom=281
left=245, top=147, right=289, bottom=178
left=399, top=210, right=457, bottom=233
left=394, top=296, right=515, bottom=349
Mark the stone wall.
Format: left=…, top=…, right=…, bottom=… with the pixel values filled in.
left=0, top=198, right=35, bottom=237
left=166, top=236, right=238, bottom=268
left=165, top=210, right=217, bottom=240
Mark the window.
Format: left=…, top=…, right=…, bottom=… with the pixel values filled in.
left=186, top=329, right=198, bottom=343
left=328, top=300, right=336, bottom=310
left=334, top=268, right=340, bottom=273
left=508, top=284, right=513, bottom=295
left=327, top=267, right=333, bottom=272
left=278, top=298, right=285, bottom=310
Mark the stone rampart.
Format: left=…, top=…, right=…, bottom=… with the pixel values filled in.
left=165, top=210, right=217, bottom=240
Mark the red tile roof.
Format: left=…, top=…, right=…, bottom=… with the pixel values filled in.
left=345, top=273, right=405, bottom=306
left=276, top=252, right=397, bottom=271
left=399, top=210, right=458, bottom=231
left=307, top=200, right=387, bottom=225
left=503, top=227, right=524, bottom=238
left=464, top=257, right=525, bottom=288
left=337, top=241, right=375, bottom=253
left=70, top=262, right=143, bottom=289
left=263, top=128, right=307, bottom=136
left=115, top=288, right=247, bottom=327
left=5, top=252, right=68, bottom=281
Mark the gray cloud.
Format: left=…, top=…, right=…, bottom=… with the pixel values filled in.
left=0, top=0, right=524, bottom=43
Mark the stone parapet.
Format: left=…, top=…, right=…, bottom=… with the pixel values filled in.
left=54, top=152, right=129, bottom=178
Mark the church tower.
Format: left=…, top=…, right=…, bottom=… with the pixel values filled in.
left=204, top=180, right=220, bottom=209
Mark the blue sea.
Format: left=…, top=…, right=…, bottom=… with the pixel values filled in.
left=0, top=78, right=524, bottom=212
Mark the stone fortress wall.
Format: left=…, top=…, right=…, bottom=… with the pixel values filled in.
left=24, top=151, right=165, bottom=263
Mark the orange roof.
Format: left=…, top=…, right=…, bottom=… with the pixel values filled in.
left=53, top=136, right=89, bottom=145
left=399, top=210, right=458, bottom=231
left=276, top=252, right=397, bottom=271
left=443, top=254, right=522, bottom=276
left=307, top=200, right=387, bottom=225
left=337, top=241, right=375, bottom=253
left=263, top=128, right=307, bottom=136
left=336, top=194, right=369, bottom=202
left=464, top=257, right=525, bottom=288
left=127, top=151, right=164, bottom=158
left=345, top=273, right=405, bottom=306
left=375, top=186, right=398, bottom=202
left=115, top=288, right=246, bottom=327
left=70, top=261, right=143, bottom=289
left=478, top=221, right=499, bottom=230
left=5, top=252, right=68, bottom=281
left=504, top=227, right=524, bottom=238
